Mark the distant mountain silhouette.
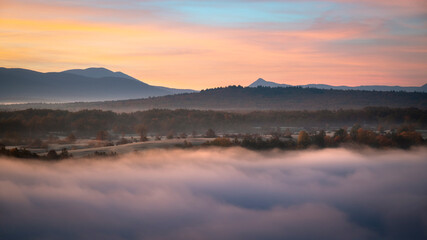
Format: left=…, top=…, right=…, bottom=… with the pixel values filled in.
left=0, top=67, right=196, bottom=103
left=64, top=67, right=191, bottom=95
left=3, top=86, right=425, bottom=112
left=249, top=78, right=427, bottom=92
left=62, top=67, right=138, bottom=80
left=250, top=78, right=292, bottom=88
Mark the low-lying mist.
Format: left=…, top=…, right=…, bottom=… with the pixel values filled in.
left=1, top=147, right=426, bottom=240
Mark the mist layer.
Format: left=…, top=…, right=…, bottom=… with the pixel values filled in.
left=1, top=147, right=426, bottom=240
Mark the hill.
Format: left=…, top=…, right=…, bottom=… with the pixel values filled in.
left=62, top=67, right=138, bottom=80
left=2, top=86, right=426, bottom=112
left=249, top=78, right=427, bottom=92
left=0, top=67, right=195, bottom=103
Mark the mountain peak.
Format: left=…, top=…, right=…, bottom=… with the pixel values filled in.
left=251, top=78, right=269, bottom=85
left=62, top=67, right=137, bottom=81
left=83, top=67, right=113, bottom=72
left=249, top=78, right=290, bottom=88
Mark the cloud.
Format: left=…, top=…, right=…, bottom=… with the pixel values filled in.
left=1, top=147, right=426, bottom=239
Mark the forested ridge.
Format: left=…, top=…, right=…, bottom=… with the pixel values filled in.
left=1, top=86, right=426, bottom=111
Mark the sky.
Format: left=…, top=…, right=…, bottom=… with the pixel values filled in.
left=0, top=0, right=426, bottom=89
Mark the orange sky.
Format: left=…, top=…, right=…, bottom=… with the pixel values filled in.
left=0, top=0, right=426, bottom=89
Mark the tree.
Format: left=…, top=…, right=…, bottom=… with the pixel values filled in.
left=59, top=148, right=71, bottom=159
left=334, top=128, right=348, bottom=143
left=29, top=138, right=44, bottom=148
left=46, top=150, right=59, bottom=160
left=356, top=128, right=377, bottom=146
left=205, top=129, right=216, bottom=138
left=66, top=133, right=76, bottom=143
left=166, top=130, right=175, bottom=139
left=297, top=131, right=310, bottom=148
left=116, top=138, right=130, bottom=145
left=181, top=140, right=193, bottom=148
left=350, top=124, right=361, bottom=140
left=192, top=130, right=198, bottom=137
left=283, top=128, right=292, bottom=137
left=96, top=130, right=109, bottom=141
left=394, top=130, right=424, bottom=149
left=312, top=130, right=326, bottom=148
left=206, top=137, right=233, bottom=147
left=135, top=124, right=148, bottom=142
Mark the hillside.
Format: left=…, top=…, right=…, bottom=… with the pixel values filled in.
left=2, top=86, right=426, bottom=112
left=249, top=78, right=427, bottom=92
left=0, top=67, right=195, bottom=103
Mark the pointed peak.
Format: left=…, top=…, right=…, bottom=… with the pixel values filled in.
left=249, top=78, right=290, bottom=88
left=249, top=78, right=271, bottom=87
left=255, top=78, right=267, bottom=82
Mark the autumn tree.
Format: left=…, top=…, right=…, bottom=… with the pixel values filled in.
left=350, top=124, right=361, bottom=140
left=297, top=131, right=310, bottom=148
left=356, top=128, right=377, bottom=146
left=394, top=130, right=424, bottom=149
left=96, top=130, right=109, bottom=141
left=206, top=137, right=233, bottom=147
left=334, top=128, right=348, bottom=143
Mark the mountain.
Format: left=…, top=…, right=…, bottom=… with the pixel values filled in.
left=0, top=67, right=195, bottom=103
left=2, top=86, right=425, bottom=112
left=249, top=78, right=427, bottom=92
left=63, top=67, right=194, bottom=95
left=62, top=67, right=137, bottom=80
left=249, top=78, right=291, bottom=88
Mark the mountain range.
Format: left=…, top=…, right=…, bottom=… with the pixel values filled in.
left=0, top=67, right=195, bottom=103
left=1, top=67, right=426, bottom=105
left=249, top=78, right=427, bottom=92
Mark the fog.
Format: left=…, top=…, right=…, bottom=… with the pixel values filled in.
left=1, top=147, right=427, bottom=240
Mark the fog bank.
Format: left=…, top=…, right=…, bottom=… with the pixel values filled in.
left=1, top=148, right=427, bottom=240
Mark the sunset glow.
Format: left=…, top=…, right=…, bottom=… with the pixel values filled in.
left=1, top=0, right=426, bottom=89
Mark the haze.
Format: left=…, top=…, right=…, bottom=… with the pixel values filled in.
left=1, top=147, right=426, bottom=240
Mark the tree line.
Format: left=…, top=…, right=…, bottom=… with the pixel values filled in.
left=0, top=107, right=425, bottom=145
left=204, top=125, right=424, bottom=150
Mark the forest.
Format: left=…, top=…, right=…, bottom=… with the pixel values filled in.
left=1, top=86, right=426, bottom=112
left=0, top=107, right=425, bottom=141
